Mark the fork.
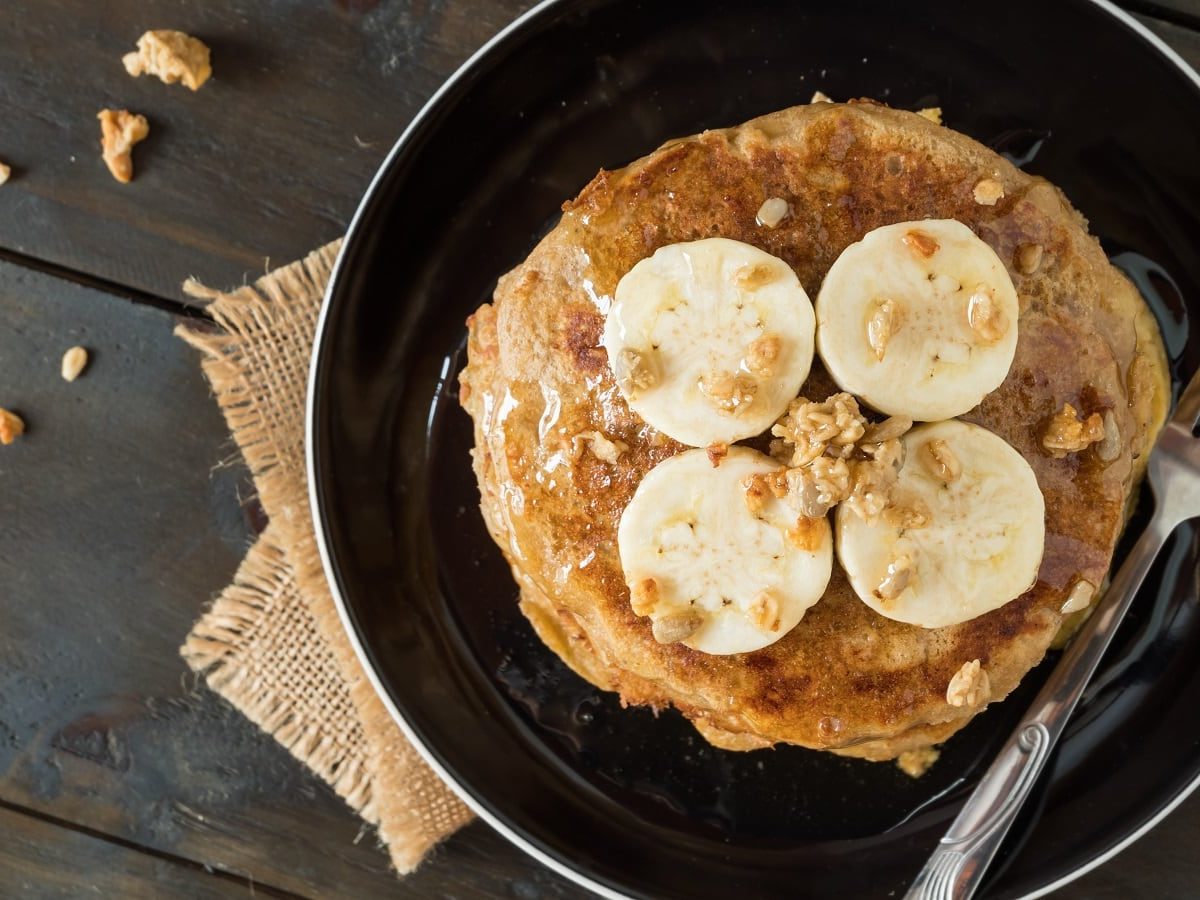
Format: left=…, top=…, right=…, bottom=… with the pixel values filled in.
left=904, top=366, right=1200, bottom=900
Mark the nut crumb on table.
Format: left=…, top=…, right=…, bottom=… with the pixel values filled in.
left=123, top=29, right=212, bottom=91
left=98, top=109, right=149, bottom=184
left=61, top=346, right=89, bottom=382
left=0, top=161, right=10, bottom=185
left=0, top=408, right=25, bottom=444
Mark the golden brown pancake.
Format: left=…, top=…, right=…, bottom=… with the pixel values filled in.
left=459, top=101, right=1169, bottom=760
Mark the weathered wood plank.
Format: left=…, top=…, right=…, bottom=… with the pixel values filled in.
left=0, top=803, right=281, bottom=900
left=0, top=260, right=578, bottom=898
left=0, top=0, right=533, bottom=304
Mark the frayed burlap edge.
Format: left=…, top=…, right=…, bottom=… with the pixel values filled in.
left=177, top=242, right=472, bottom=873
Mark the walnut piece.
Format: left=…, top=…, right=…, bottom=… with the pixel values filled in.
left=0, top=408, right=24, bottom=444
left=629, top=578, right=659, bottom=616
left=61, top=346, right=89, bottom=382
left=98, top=109, right=149, bottom=184
left=772, top=392, right=867, bottom=467
left=652, top=611, right=704, bottom=644
left=785, top=516, right=826, bottom=552
left=705, top=442, right=728, bottom=468
left=755, top=197, right=789, bottom=229
left=922, top=438, right=962, bottom=482
left=613, top=347, right=658, bottom=397
left=915, top=107, right=943, bottom=125
left=786, top=456, right=851, bottom=518
left=867, top=299, right=899, bottom=362
left=123, top=30, right=212, bottom=91
left=698, top=371, right=757, bottom=414
left=744, top=334, right=781, bottom=377
left=571, top=430, right=627, bottom=464
left=748, top=591, right=782, bottom=632
left=946, top=659, right=991, bottom=708
left=902, top=229, right=939, bottom=258
left=973, top=177, right=1005, bottom=206
left=875, top=554, right=913, bottom=602
left=1042, top=402, right=1104, bottom=458
left=735, top=263, right=778, bottom=290
left=1015, top=242, right=1044, bottom=275
left=897, top=747, right=941, bottom=778
left=741, top=469, right=787, bottom=514
left=966, top=288, right=1007, bottom=343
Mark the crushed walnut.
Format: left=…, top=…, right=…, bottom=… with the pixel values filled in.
left=741, top=469, right=788, bottom=515
left=123, top=30, right=213, bottom=91
left=630, top=577, right=659, bottom=616
left=922, top=438, right=962, bottom=482
left=946, top=659, right=991, bottom=708
left=748, top=591, right=782, bottom=632
left=902, top=229, right=939, bottom=258
left=772, top=392, right=867, bottom=467
left=698, top=371, right=757, bottom=414
left=652, top=610, right=704, bottom=644
left=98, top=109, right=149, bottom=184
left=875, top=554, right=913, bottom=602
left=915, top=107, right=943, bottom=125
left=0, top=408, right=25, bottom=444
left=613, top=347, right=659, bottom=398
left=1061, top=578, right=1097, bottom=615
left=867, top=299, right=899, bottom=362
left=571, top=430, right=628, bottom=464
left=1042, top=402, right=1104, bottom=458
left=61, top=346, right=89, bottom=382
left=755, top=197, right=789, bottom=229
left=786, top=456, right=851, bottom=518
left=966, top=288, right=1007, bottom=343
left=706, top=442, right=729, bottom=467
left=744, top=333, right=781, bottom=376
left=735, top=263, right=778, bottom=290
left=1015, top=242, right=1044, bottom=275
left=973, top=177, right=1005, bottom=206
left=897, top=747, right=941, bottom=778
left=786, top=516, right=826, bottom=552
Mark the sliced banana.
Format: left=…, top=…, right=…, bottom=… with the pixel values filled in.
left=603, top=238, right=816, bottom=447
left=815, top=219, right=1019, bottom=421
left=618, top=447, right=832, bottom=654
left=835, top=420, right=1044, bottom=628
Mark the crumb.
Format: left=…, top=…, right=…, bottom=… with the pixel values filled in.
left=916, top=107, right=942, bottom=125
left=897, top=747, right=940, bottom=778
left=61, top=346, right=89, bottom=382
left=571, top=430, right=627, bottom=464
left=973, top=177, right=1005, bottom=206
left=123, top=30, right=212, bottom=90
left=755, top=197, right=789, bottom=228
left=810, top=90, right=834, bottom=104
left=98, top=109, right=149, bottom=183
left=1060, top=579, right=1096, bottom=615
left=0, top=408, right=25, bottom=444
left=705, top=442, right=728, bottom=467
left=1042, top=402, right=1104, bottom=458
left=947, top=659, right=990, bottom=708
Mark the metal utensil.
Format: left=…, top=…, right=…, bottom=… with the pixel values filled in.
left=905, top=368, right=1200, bottom=900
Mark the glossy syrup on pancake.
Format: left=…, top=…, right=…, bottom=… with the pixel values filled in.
left=459, top=101, right=1170, bottom=760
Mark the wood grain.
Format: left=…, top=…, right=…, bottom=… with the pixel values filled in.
left=0, top=0, right=533, bottom=305
left=0, top=259, right=576, bottom=898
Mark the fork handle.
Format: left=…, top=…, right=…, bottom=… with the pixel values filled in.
left=903, top=514, right=1172, bottom=900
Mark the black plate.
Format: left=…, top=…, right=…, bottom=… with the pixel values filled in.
left=308, top=1, right=1200, bottom=896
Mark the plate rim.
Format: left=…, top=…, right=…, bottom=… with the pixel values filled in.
left=305, top=2, right=1200, bottom=897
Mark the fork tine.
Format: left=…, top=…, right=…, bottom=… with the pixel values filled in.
left=1175, top=367, right=1200, bottom=428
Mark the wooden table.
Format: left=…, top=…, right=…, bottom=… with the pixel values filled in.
left=2, top=1, right=1198, bottom=896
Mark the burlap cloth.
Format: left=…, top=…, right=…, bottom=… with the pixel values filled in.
left=176, top=241, right=473, bottom=873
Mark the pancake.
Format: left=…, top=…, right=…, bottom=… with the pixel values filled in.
left=459, top=101, right=1169, bottom=759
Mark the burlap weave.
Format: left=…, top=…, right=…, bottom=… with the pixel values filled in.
left=177, top=242, right=472, bottom=873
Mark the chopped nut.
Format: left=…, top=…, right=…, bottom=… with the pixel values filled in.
left=652, top=611, right=704, bottom=644
left=897, top=747, right=941, bottom=778
left=772, top=392, right=867, bottom=467
left=0, top=161, right=10, bottom=185
left=946, top=659, right=990, bottom=708
left=1096, top=410, right=1121, bottom=462
left=902, top=229, right=939, bottom=258
left=123, top=30, right=212, bottom=91
left=571, top=430, right=627, bottom=464
left=867, top=298, right=899, bottom=362
left=786, top=456, right=851, bottom=518
left=875, top=554, right=913, bottom=602
left=613, top=347, right=658, bottom=397
left=742, top=470, right=788, bottom=514
left=735, top=263, right=779, bottom=290
left=745, top=333, right=781, bottom=377
left=966, top=288, right=1008, bottom=343
left=1061, top=579, right=1097, bottom=615
left=0, top=408, right=25, bottom=444
left=755, top=197, right=789, bottom=229
left=706, top=442, right=729, bottom=467
left=630, top=578, right=660, bottom=616
left=916, top=107, right=943, bottom=125
left=862, top=416, right=913, bottom=444
left=97, top=109, right=149, bottom=184
left=882, top=501, right=930, bottom=530
left=786, top=516, right=826, bottom=552
left=973, top=177, right=1005, bottom=206
left=810, top=90, right=834, bottom=104
left=61, top=346, right=89, bottom=382
left=843, top=452, right=900, bottom=524
left=698, top=371, right=757, bottom=414
left=922, top=438, right=962, bottom=482
left=748, top=591, right=782, bottom=632
left=1042, top=402, right=1105, bottom=458
left=1015, top=242, right=1044, bottom=275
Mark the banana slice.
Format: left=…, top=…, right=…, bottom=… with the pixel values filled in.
left=815, top=219, right=1019, bottom=421
left=618, top=447, right=832, bottom=655
left=603, top=238, right=816, bottom=447
left=835, top=420, right=1045, bottom=628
